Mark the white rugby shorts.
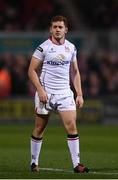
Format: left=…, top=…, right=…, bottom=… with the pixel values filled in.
left=35, top=90, right=76, bottom=115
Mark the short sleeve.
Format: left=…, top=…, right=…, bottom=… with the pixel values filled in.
left=33, top=46, right=44, bottom=61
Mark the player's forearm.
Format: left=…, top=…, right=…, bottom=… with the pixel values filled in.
left=73, top=72, right=83, bottom=96
left=28, top=69, right=43, bottom=92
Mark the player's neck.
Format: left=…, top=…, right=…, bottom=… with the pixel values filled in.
left=50, top=36, right=65, bottom=45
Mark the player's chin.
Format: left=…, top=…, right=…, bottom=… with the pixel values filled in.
left=55, top=35, right=62, bottom=39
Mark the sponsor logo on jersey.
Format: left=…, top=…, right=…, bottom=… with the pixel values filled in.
left=37, top=46, right=43, bottom=52
left=47, top=54, right=69, bottom=65
left=47, top=60, right=69, bottom=66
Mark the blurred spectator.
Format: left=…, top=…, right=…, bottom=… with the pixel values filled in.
left=88, top=72, right=101, bottom=96
left=11, top=54, right=28, bottom=95
left=99, top=53, right=118, bottom=94
left=0, top=60, right=12, bottom=97
left=77, top=52, right=89, bottom=95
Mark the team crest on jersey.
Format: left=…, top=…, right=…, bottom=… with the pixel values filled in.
left=37, top=46, right=43, bottom=52
left=65, top=46, right=70, bottom=52
left=55, top=54, right=65, bottom=61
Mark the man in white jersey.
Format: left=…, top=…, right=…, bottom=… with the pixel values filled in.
left=28, top=15, right=89, bottom=173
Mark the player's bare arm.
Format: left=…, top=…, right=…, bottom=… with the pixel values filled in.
left=28, top=57, right=48, bottom=103
left=70, top=59, right=84, bottom=108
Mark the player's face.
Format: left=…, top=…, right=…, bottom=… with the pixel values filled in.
left=50, top=21, right=68, bottom=40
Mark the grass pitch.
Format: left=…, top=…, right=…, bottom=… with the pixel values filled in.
left=0, top=124, right=118, bottom=179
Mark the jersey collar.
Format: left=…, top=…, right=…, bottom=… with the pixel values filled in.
left=49, top=36, right=65, bottom=45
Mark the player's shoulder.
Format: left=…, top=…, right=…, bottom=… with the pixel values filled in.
left=65, top=39, right=76, bottom=50
left=37, top=39, right=51, bottom=52
left=40, top=39, right=51, bottom=47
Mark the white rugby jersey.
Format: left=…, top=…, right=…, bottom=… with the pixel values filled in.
left=33, top=38, right=77, bottom=94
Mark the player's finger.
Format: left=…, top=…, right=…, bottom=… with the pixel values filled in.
left=40, top=96, right=47, bottom=103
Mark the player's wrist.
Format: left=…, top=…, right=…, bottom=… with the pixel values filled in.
left=76, top=91, right=83, bottom=97
left=77, top=93, right=83, bottom=97
left=77, top=95, right=83, bottom=99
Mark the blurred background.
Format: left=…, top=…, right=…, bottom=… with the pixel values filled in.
left=0, top=0, right=118, bottom=125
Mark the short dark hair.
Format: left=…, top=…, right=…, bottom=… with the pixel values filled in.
left=50, top=15, right=68, bottom=27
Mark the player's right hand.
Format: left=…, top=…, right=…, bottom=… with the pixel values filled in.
left=37, top=89, right=48, bottom=103
left=76, top=95, right=84, bottom=108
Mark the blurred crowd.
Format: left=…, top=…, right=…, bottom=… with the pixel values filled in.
left=0, top=52, right=117, bottom=98
left=75, top=0, right=118, bottom=29
left=0, top=0, right=67, bottom=32
left=1, top=0, right=118, bottom=31
left=0, top=53, right=30, bottom=97
left=78, top=52, right=118, bottom=97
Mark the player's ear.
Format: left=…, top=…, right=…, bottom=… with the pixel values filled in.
left=65, top=27, right=68, bottom=34
left=50, top=27, right=52, bottom=34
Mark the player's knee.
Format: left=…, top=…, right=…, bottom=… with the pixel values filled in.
left=65, top=121, right=77, bottom=134
left=35, top=125, right=44, bottom=135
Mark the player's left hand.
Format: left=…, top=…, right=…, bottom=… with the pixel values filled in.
left=76, top=95, right=84, bottom=108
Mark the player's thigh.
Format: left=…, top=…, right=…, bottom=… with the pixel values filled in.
left=58, top=110, right=77, bottom=130
left=35, top=114, right=50, bottom=129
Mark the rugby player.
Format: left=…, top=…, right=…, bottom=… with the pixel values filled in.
left=28, top=15, right=89, bottom=173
